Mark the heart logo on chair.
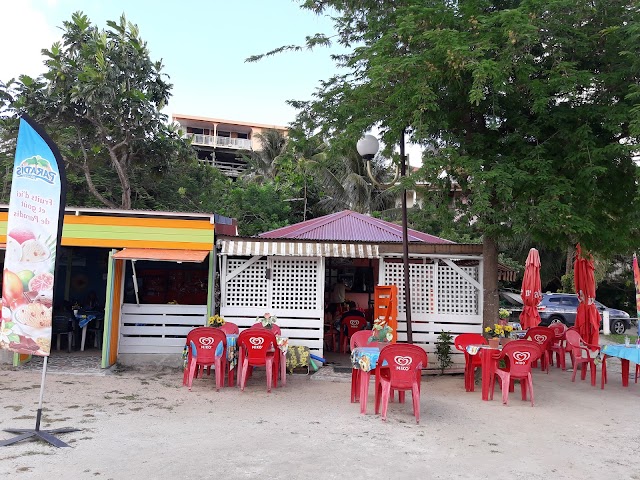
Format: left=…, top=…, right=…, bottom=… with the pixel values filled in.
left=249, top=337, right=264, bottom=346
left=513, top=351, right=531, bottom=363
left=533, top=334, right=547, bottom=344
left=349, top=319, right=360, bottom=327
left=394, top=356, right=413, bottom=367
left=199, top=337, right=215, bottom=346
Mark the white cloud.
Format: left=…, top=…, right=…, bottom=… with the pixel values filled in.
left=0, top=0, right=58, bottom=82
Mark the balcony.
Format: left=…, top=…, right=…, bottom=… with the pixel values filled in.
left=188, top=133, right=252, bottom=150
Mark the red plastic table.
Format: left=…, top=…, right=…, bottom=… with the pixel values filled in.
left=602, top=344, right=640, bottom=387
left=466, top=344, right=501, bottom=401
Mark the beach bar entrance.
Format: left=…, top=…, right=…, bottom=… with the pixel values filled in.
left=217, top=210, right=491, bottom=368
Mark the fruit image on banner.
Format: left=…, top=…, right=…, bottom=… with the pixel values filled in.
left=1, top=117, right=66, bottom=357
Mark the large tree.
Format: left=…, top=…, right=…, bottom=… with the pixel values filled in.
left=251, top=0, right=640, bottom=324
left=1, top=12, right=191, bottom=210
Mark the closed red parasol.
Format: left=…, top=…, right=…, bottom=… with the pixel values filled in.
left=519, top=248, right=542, bottom=329
left=573, top=244, right=600, bottom=346
left=633, top=254, right=640, bottom=328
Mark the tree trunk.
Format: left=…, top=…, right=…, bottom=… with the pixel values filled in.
left=482, top=235, right=499, bottom=330
left=565, top=244, right=574, bottom=275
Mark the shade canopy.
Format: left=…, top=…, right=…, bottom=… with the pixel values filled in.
left=519, top=248, right=542, bottom=329
left=113, top=248, right=209, bottom=263
left=573, top=244, right=600, bottom=346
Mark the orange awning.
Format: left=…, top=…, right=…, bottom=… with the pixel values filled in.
left=113, top=248, right=209, bottom=263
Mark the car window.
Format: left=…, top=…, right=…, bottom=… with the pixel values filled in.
left=547, top=297, right=561, bottom=305
left=562, top=297, right=579, bottom=307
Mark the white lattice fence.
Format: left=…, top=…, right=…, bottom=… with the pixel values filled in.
left=271, top=258, right=319, bottom=310
left=381, top=257, right=482, bottom=370
left=220, top=256, right=324, bottom=355
left=223, top=258, right=268, bottom=308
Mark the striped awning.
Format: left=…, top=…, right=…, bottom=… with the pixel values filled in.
left=218, top=239, right=379, bottom=258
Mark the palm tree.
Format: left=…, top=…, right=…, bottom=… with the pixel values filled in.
left=312, top=146, right=397, bottom=215
left=241, top=129, right=287, bottom=183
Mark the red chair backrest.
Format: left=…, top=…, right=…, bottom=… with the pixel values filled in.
left=238, top=329, right=278, bottom=366
left=350, top=330, right=386, bottom=350
left=525, top=326, right=555, bottom=349
left=251, top=323, right=282, bottom=336
left=219, top=322, right=239, bottom=335
left=377, top=344, right=428, bottom=390
left=499, top=340, right=541, bottom=377
left=565, top=329, right=591, bottom=358
left=342, top=315, right=367, bottom=337
left=186, top=327, right=226, bottom=365
left=454, top=333, right=487, bottom=352
left=549, top=322, right=567, bottom=339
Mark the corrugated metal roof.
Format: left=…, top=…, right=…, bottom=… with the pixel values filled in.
left=219, top=239, right=378, bottom=258
left=259, top=210, right=454, bottom=244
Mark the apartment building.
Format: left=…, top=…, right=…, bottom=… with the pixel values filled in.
left=172, top=114, right=288, bottom=178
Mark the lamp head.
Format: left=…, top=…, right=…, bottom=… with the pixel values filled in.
left=356, top=134, right=379, bottom=160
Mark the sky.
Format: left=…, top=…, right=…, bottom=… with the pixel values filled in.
left=0, top=0, right=425, bottom=164
left=0, top=0, right=340, bottom=127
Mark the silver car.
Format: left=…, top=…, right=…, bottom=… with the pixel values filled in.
left=538, top=293, right=631, bottom=334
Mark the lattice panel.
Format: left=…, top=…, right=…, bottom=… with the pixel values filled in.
left=270, top=258, right=319, bottom=310
left=224, top=258, right=268, bottom=308
left=409, top=264, right=435, bottom=314
left=382, top=263, right=436, bottom=314
left=437, top=265, right=479, bottom=314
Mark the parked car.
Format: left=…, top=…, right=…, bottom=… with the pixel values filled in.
left=537, top=293, right=631, bottom=334
left=499, top=290, right=524, bottom=322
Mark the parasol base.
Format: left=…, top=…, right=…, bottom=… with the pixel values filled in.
left=0, top=427, right=80, bottom=448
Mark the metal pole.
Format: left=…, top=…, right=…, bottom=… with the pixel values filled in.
left=400, top=130, right=413, bottom=343
left=35, top=356, right=48, bottom=431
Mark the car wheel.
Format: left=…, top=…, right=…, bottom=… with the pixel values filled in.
left=548, top=316, right=565, bottom=325
left=610, top=319, right=626, bottom=335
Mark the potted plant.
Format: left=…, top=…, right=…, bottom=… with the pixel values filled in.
left=484, top=323, right=514, bottom=348
left=498, top=308, right=510, bottom=326
left=207, top=314, right=225, bottom=328
left=369, top=317, right=394, bottom=343
left=256, top=312, right=277, bottom=329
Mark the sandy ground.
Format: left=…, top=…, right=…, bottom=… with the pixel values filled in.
left=1, top=348, right=639, bottom=480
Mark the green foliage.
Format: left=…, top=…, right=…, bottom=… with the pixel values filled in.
left=0, top=12, right=191, bottom=210
left=221, top=181, right=292, bottom=236
left=279, top=0, right=640, bottom=257
left=435, top=330, right=454, bottom=374
left=560, top=273, right=575, bottom=293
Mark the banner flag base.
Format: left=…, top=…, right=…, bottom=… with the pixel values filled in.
left=1, top=425, right=80, bottom=448
left=1, top=357, right=80, bottom=448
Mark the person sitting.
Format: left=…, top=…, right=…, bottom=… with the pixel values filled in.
left=338, top=301, right=366, bottom=335
left=84, top=291, right=101, bottom=311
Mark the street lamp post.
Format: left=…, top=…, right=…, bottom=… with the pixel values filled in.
left=356, top=132, right=413, bottom=344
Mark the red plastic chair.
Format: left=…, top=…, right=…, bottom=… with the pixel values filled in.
left=565, top=329, right=607, bottom=389
left=454, top=333, right=487, bottom=392
left=219, top=322, right=239, bottom=335
left=237, top=329, right=278, bottom=392
left=374, top=344, right=428, bottom=423
left=341, top=315, right=367, bottom=353
left=490, top=340, right=542, bottom=406
left=548, top=322, right=568, bottom=370
left=524, top=327, right=555, bottom=373
left=251, top=323, right=282, bottom=336
left=349, top=330, right=387, bottom=403
left=182, top=327, right=227, bottom=391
